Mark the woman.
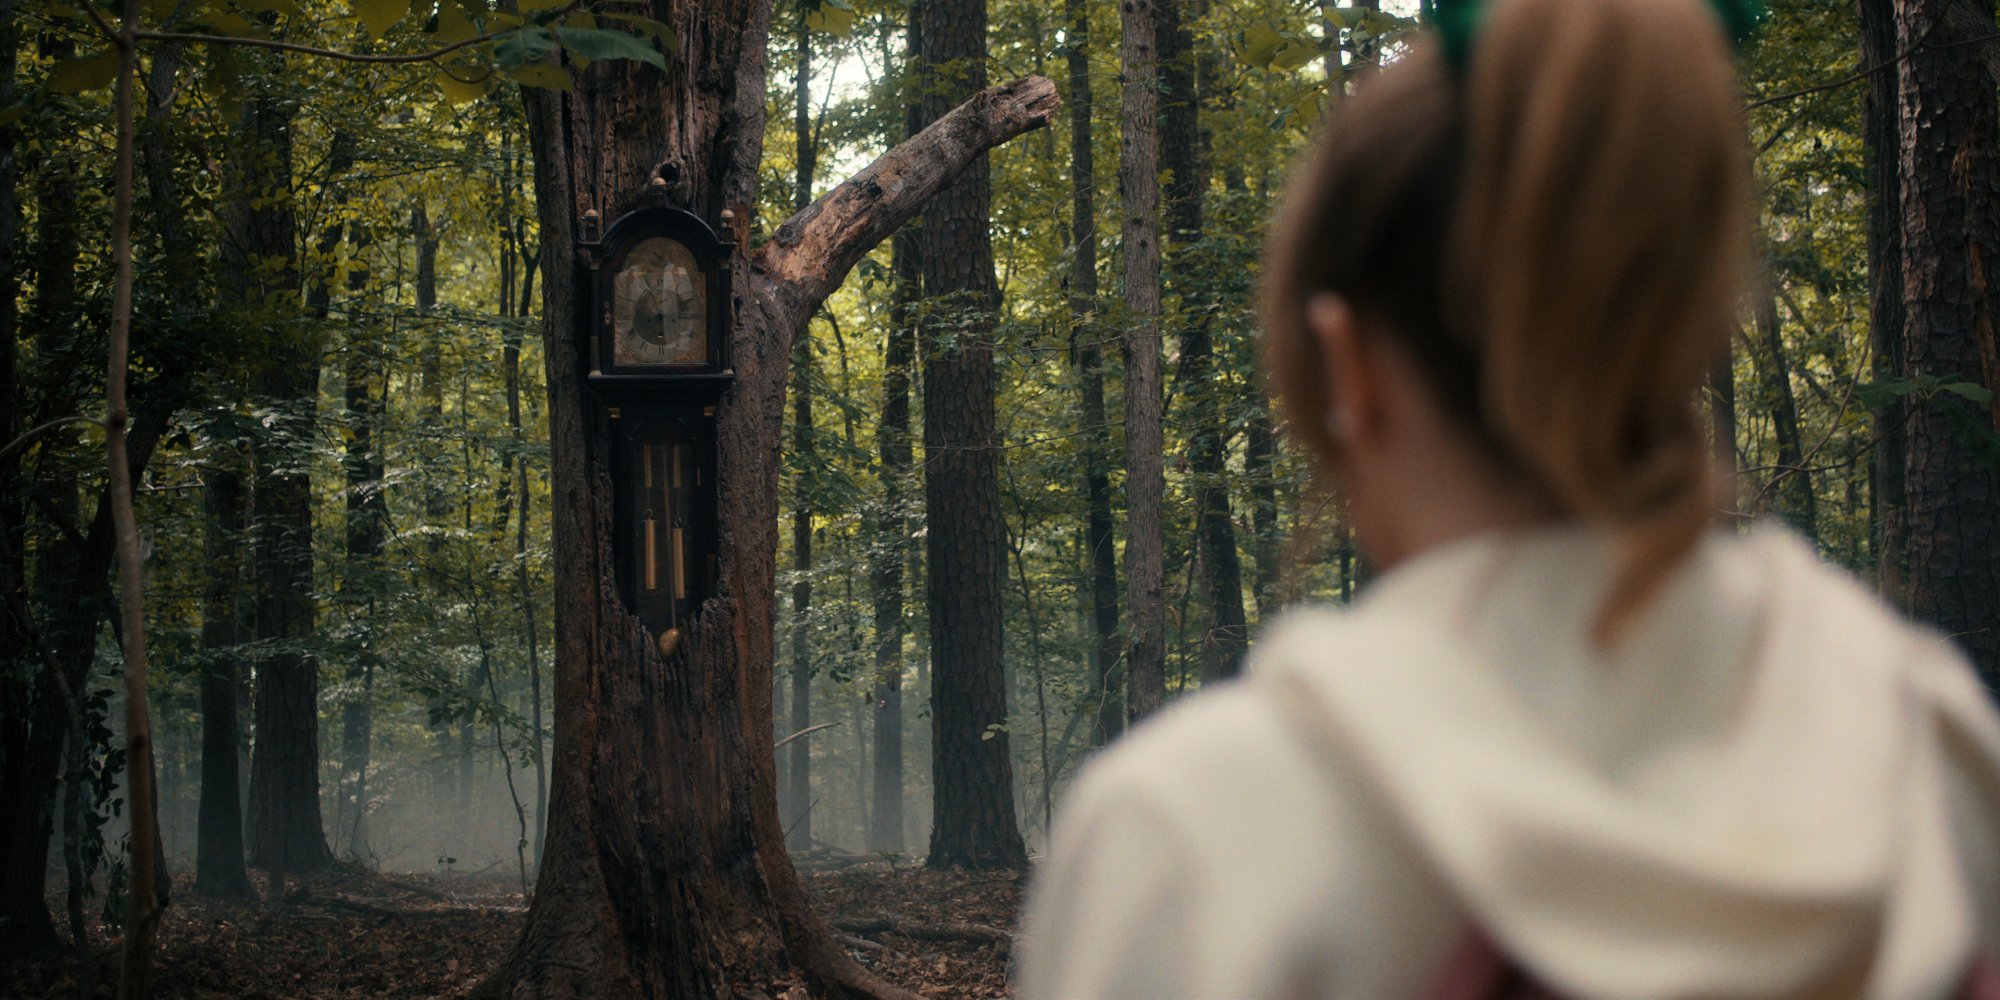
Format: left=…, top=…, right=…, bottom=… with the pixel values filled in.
left=1016, top=0, right=2000, bottom=995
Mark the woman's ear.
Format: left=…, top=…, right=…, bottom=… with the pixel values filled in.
left=1307, top=293, right=1375, bottom=443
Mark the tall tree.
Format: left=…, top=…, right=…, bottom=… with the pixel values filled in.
left=869, top=9, right=922, bottom=857
left=1895, top=0, right=2000, bottom=687
left=235, top=82, right=331, bottom=874
left=474, top=1, right=1056, bottom=989
left=195, top=452, right=254, bottom=897
left=1159, top=0, right=1247, bottom=681
left=1067, top=0, right=1123, bottom=746
left=918, top=0, right=1030, bottom=869
left=1120, top=0, right=1167, bottom=721
left=338, top=284, right=386, bottom=856
left=1750, top=292, right=1818, bottom=543
left=1861, top=0, right=1907, bottom=602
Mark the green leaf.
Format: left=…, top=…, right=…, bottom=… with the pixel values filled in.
left=597, top=11, right=676, bottom=51
left=1945, top=382, right=1995, bottom=406
left=806, top=2, right=853, bottom=36
left=1236, top=24, right=1286, bottom=69
left=48, top=50, right=118, bottom=93
left=508, top=62, right=573, bottom=90
left=1269, top=42, right=1315, bottom=71
left=517, top=0, right=565, bottom=12
left=436, top=67, right=493, bottom=103
left=495, top=27, right=558, bottom=69
left=354, top=0, right=408, bottom=40
left=555, top=26, right=665, bottom=69
left=432, top=2, right=475, bottom=43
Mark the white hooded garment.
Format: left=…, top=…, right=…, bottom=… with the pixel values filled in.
left=1018, top=526, right=2000, bottom=999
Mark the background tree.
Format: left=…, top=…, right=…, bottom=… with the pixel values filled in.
left=1120, top=0, right=1166, bottom=723
left=918, top=0, right=1030, bottom=870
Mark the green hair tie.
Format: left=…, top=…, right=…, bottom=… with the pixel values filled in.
left=1437, top=0, right=1766, bottom=72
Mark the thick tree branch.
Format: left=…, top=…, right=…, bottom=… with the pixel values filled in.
left=754, top=74, right=1059, bottom=316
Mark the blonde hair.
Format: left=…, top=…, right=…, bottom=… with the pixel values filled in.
left=1261, top=0, right=1752, bottom=641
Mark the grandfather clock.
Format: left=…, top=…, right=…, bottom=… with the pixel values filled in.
left=580, top=177, right=735, bottom=658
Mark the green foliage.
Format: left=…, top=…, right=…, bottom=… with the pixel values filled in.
left=0, top=0, right=1950, bottom=870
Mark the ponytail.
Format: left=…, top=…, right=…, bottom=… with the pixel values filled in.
left=1262, top=0, right=1752, bottom=642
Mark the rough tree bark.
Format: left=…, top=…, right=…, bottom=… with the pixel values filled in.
left=917, top=0, right=1031, bottom=871
left=1895, top=0, right=2000, bottom=688
left=1862, top=0, right=1908, bottom=603
left=230, top=81, right=332, bottom=874
left=869, top=12, right=922, bottom=856
left=1067, top=0, right=1123, bottom=747
left=1121, top=0, right=1167, bottom=723
left=473, top=0, right=1056, bottom=988
left=196, top=458, right=254, bottom=897
left=1159, top=0, right=1247, bottom=682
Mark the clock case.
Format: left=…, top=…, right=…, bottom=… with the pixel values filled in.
left=580, top=199, right=734, bottom=385
left=578, top=193, right=736, bottom=645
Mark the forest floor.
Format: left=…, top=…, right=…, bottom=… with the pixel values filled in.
left=1, top=862, right=1020, bottom=999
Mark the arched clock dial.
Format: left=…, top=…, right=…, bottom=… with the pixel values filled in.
left=612, top=237, right=707, bottom=366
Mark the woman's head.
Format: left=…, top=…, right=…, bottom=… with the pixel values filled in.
left=1262, top=0, right=1752, bottom=639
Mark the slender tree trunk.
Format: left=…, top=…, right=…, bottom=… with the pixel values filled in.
left=1159, top=0, right=1246, bottom=681
left=1244, top=404, right=1280, bottom=617
left=1750, top=293, right=1818, bottom=543
left=1709, top=351, right=1739, bottom=505
left=869, top=21, right=918, bottom=853
left=500, top=183, right=549, bottom=864
left=1067, top=0, right=1123, bottom=747
left=105, top=4, right=162, bottom=988
left=1862, top=0, right=1908, bottom=602
left=414, top=205, right=456, bottom=804
left=339, top=329, right=385, bottom=856
left=1895, top=0, right=2000, bottom=688
left=918, top=0, right=1030, bottom=871
left=476, top=2, right=1055, bottom=990
left=1120, top=0, right=1167, bottom=723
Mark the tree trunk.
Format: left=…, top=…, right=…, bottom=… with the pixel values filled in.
left=196, top=458, right=255, bottom=896
left=1895, top=0, right=2000, bottom=688
left=917, top=0, right=1030, bottom=871
left=1244, top=403, right=1280, bottom=617
left=339, top=327, right=385, bottom=856
left=869, top=19, right=919, bottom=853
left=1862, top=0, right=1908, bottom=603
left=474, top=1, right=1055, bottom=990
left=1750, top=293, right=1818, bottom=544
left=1067, top=0, right=1123, bottom=747
left=1120, top=0, right=1167, bottom=723
left=1159, top=0, right=1246, bottom=682
left=234, top=87, right=331, bottom=874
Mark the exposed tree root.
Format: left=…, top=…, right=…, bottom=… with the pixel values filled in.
left=832, top=913, right=1012, bottom=948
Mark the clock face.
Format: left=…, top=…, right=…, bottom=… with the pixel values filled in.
left=612, top=237, right=706, bottom=366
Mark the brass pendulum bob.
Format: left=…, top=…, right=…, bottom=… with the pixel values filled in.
left=656, top=626, right=682, bottom=659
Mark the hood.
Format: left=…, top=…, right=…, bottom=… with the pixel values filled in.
left=1258, top=526, right=2000, bottom=998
